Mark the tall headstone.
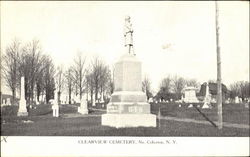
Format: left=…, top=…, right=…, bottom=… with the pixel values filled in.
left=78, top=95, right=88, bottom=114
left=102, top=16, right=156, bottom=128
left=52, top=90, right=59, bottom=117
left=203, top=82, right=211, bottom=109
left=17, top=77, right=28, bottom=116
left=92, top=96, right=96, bottom=107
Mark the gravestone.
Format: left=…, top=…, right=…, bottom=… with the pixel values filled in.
left=188, top=104, right=193, bottom=108
left=78, top=95, right=88, bottom=114
left=17, top=77, right=28, bottom=116
left=52, top=90, right=59, bottom=117
left=6, top=98, right=11, bottom=106
left=102, top=16, right=156, bottom=128
left=183, top=87, right=199, bottom=103
left=235, top=96, right=239, bottom=104
left=203, top=82, right=211, bottom=109
left=92, top=96, right=96, bottom=107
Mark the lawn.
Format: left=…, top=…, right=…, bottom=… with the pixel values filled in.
left=151, top=102, right=249, bottom=125
left=1, top=103, right=249, bottom=136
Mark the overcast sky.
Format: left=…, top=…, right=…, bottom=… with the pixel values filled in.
left=1, top=1, right=249, bottom=94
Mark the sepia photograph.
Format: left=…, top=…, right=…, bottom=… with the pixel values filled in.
left=1, top=1, right=249, bottom=156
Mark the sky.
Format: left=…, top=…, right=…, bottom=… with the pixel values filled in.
left=1, top=1, right=249, bottom=94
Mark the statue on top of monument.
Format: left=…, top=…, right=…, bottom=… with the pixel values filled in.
left=124, top=16, right=135, bottom=55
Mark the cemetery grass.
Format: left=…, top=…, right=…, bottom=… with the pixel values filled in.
left=1, top=104, right=249, bottom=136
left=151, top=103, right=249, bottom=125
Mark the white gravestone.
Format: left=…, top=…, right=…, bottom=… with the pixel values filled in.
left=52, top=90, right=59, bottom=117
left=78, top=95, right=88, bottom=114
left=6, top=98, right=11, bottom=106
left=235, top=96, right=239, bottom=104
left=17, top=77, right=28, bottom=116
left=203, top=83, right=211, bottom=109
left=92, top=96, right=96, bottom=107
left=183, top=87, right=199, bottom=103
left=188, top=104, right=193, bottom=108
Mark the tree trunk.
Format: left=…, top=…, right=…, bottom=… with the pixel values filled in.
left=12, top=89, right=16, bottom=105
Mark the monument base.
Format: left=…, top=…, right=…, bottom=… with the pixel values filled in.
left=78, top=107, right=88, bottom=114
left=17, top=112, right=28, bottom=116
left=102, top=114, right=156, bottom=128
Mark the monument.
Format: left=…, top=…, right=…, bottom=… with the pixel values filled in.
left=78, top=95, right=88, bottom=114
left=6, top=98, right=11, bottom=106
left=92, top=96, right=96, bottom=106
left=17, top=77, right=28, bottom=116
left=203, top=82, right=211, bottom=109
left=52, top=89, right=59, bottom=117
left=102, top=16, right=156, bottom=128
left=183, top=87, right=199, bottom=103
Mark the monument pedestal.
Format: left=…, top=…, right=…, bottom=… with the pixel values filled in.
left=17, top=99, right=28, bottom=116
left=102, top=114, right=156, bottom=128
left=101, top=54, right=156, bottom=128
left=17, top=100, right=28, bottom=116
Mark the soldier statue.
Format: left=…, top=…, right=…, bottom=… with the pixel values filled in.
left=124, top=16, right=135, bottom=55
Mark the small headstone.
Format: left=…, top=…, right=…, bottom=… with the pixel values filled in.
left=148, top=98, right=153, bottom=103
left=178, top=104, right=181, bottom=107
left=239, top=98, right=242, bottom=103
left=2, top=99, right=6, bottom=106
left=202, top=103, right=210, bottom=109
left=245, top=103, right=249, bottom=108
left=188, top=104, right=193, bottom=108
left=235, top=96, right=239, bottom=103
left=78, top=95, right=88, bottom=114
left=6, top=98, right=11, bottom=106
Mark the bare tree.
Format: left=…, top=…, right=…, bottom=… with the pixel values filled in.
left=172, top=75, right=185, bottom=99
left=185, top=78, right=200, bottom=88
left=55, top=64, right=65, bottom=103
left=19, top=39, right=44, bottom=104
left=142, top=75, right=152, bottom=100
left=64, top=67, right=74, bottom=104
left=91, top=57, right=103, bottom=101
left=159, top=76, right=172, bottom=94
left=2, top=39, right=21, bottom=104
left=229, top=81, right=249, bottom=101
left=72, top=52, right=86, bottom=100
left=43, top=55, right=55, bottom=103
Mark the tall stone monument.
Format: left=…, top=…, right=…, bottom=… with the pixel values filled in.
left=17, top=77, right=28, bottom=116
left=203, top=82, right=212, bottom=109
left=102, top=16, right=156, bottom=128
left=52, top=89, right=59, bottom=117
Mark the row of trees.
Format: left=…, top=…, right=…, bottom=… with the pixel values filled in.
left=2, top=39, right=114, bottom=105
left=229, top=81, right=249, bottom=101
left=2, top=39, right=56, bottom=104
left=155, top=75, right=200, bottom=101
left=2, top=39, right=249, bottom=105
left=145, top=76, right=249, bottom=102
